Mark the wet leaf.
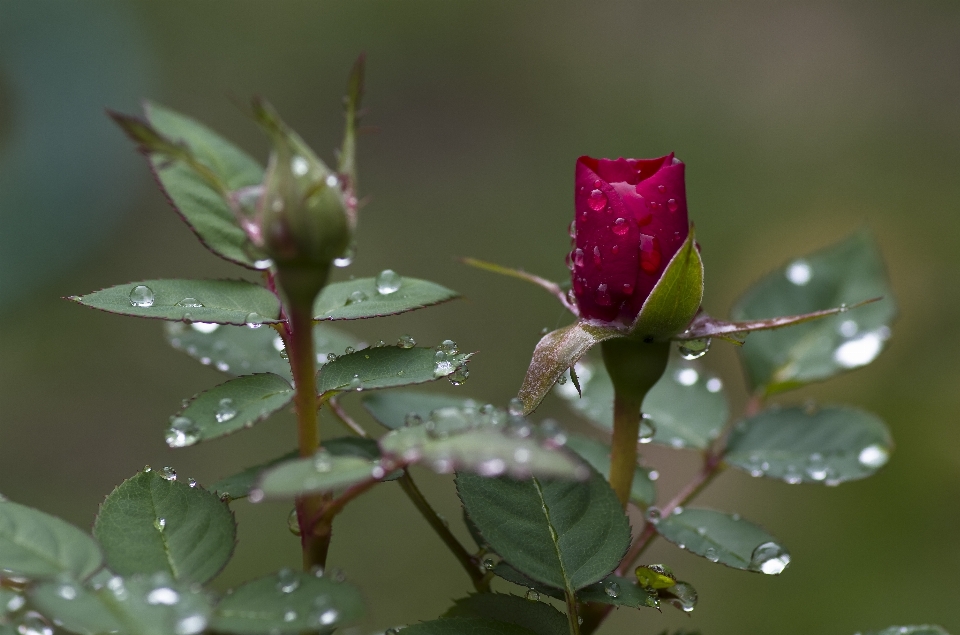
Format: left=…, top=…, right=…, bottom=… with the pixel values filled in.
left=255, top=453, right=381, bottom=500
left=71, top=279, right=280, bottom=325
left=313, top=277, right=458, bottom=321
left=731, top=231, right=896, bottom=394
left=316, top=346, right=471, bottom=397
left=493, top=563, right=658, bottom=611
left=144, top=102, right=266, bottom=268
left=172, top=373, right=293, bottom=445
left=212, top=451, right=299, bottom=501
left=457, top=468, right=629, bottom=591
left=0, top=501, right=103, bottom=581
left=443, top=593, right=567, bottom=635
left=211, top=569, right=363, bottom=634
left=30, top=573, right=213, bottom=635
left=361, top=390, right=479, bottom=430
left=517, top=321, right=621, bottom=415
left=654, top=507, right=790, bottom=574
left=564, top=435, right=655, bottom=507
left=558, top=355, right=728, bottom=450
left=629, top=230, right=704, bottom=339
left=864, top=627, right=950, bottom=635
left=725, top=405, right=893, bottom=485
left=399, top=617, right=540, bottom=635
left=166, top=322, right=359, bottom=380
left=93, top=469, right=236, bottom=584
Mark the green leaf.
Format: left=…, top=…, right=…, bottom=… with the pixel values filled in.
left=0, top=589, right=23, bottom=616
left=399, top=617, right=540, bottom=635
left=166, top=322, right=360, bottom=380
left=731, top=231, right=896, bottom=394
left=93, top=469, right=236, bottom=584
left=211, top=569, right=364, bottom=634
left=517, top=321, right=621, bottom=415
left=170, top=373, right=293, bottom=446
left=145, top=102, right=266, bottom=268
left=313, top=277, right=459, bottom=320
left=493, top=564, right=658, bottom=611
left=316, top=346, right=471, bottom=397
left=0, top=501, right=103, bottom=581
left=726, top=405, right=892, bottom=485
left=380, top=408, right=587, bottom=480
left=864, top=627, right=950, bottom=635
left=71, top=280, right=280, bottom=325
left=457, top=469, right=630, bottom=591
left=443, top=593, right=567, bottom=635
left=558, top=354, right=728, bottom=450
left=564, top=435, right=655, bottom=507
left=362, top=390, right=478, bottom=430
left=254, top=452, right=381, bottom=500
left=654, top=507, right=791, bottom=574
left=29, top=573, right=213, bottom=635
left=629, top=229, right=704, bottom=339
left=212, top=451, right=299, bottom=501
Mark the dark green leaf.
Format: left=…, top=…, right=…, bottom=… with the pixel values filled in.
left=380, top=408, right=587, bottom=480
left=313, top=277, right=458, bottom=321
left=443, top=593, right=567, bottom=635
left=517, top=321, right=621, bottom=415
left=166, top=322, right=359, bottom=380
left=171, top=373, right=293, bottom=446
left=362, top=390, right=478, bottom=430
left=71, top=280, right=280, bottom=325
left=93, top=469, right=236, bottom=583
left=493, top=564, right=658, bottom=611
left=564, top=435, right=655, bottom=507
left=317, top=346, right=471, bottom=396
left=254, top=452, right=381, bottom=500
left=726, top=406, right=892, bottom=485
left=630, top=229, right=704, bottom=339
left=654, top=507, right=790, bottom=574
left=558, top=354, right=728, bottom=450
left=864, top=627, right=950, bottom=635
left=211, top=569, right=364, bottom=634
left=399, top=617, right=540, bottom=635
left=457, top=469, right=629, bottom=591
left=145, top=102, right=266, bottom=268
left=0, top=501, right=103, bottom=581
left=731, top=231, right=896, bottom=394
left=212, top=451, right=299, bottom=501
left=30, top=573, right=213, bottom=635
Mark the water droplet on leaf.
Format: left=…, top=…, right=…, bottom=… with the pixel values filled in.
left=166, top=417, right=200, bottom=448
left=749, top=541, right=791, bottom=575
left=129, top=285, right=155, bottom=307
left=216, top=398, right=237, bottom=423
left=375, top=269, right=402, bottom=294
left=677, top=338, right=711, bottom=360
left=159, top=466, right=177, bottom=481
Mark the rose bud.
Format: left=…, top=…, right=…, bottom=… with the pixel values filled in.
left=569, top=154, right=690, bottom=325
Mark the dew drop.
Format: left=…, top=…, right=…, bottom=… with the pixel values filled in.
left=645, top=507, right=662, bottom=524
left=348, top=375, right=363, bottom=391
left=657, top=184, right=666, bottom=193
left=375, top=269, right=402, bottom=295
left=129, top=285, right=155, bottom=307
left=176, top=298, right=203, bottom=308
left=677, top=338, right=711, bottom=360
left=397, top=334, right=416, bottom=349
left=667, top=198, right=678, bottom=212
left=16, top=612, right=53, bottom=635
left=57, top=583, right=78, bottom=600
left=834, top=331, right=885, bottom=368
left=283, top=611, right=297, bottom=623
left=622, top=282, right=634, bottom=295
left=786, top=260, right=812, bottom=285
left=313, top=452, right=333, bottom=473
left=784, top=465, right=802, bottom=485
left=346, top=290, right=367, bottom=305
left=146, top=587, right=180, bottom=606
left=404, top=412, right=423, bottom=427
left=245, top=312, right=264, bottom=329
left=253, top=258, right=273, bottom=270
left=159, top=466, right=177, bottom=481
left=588, top=189, right=607, bottom=211
left=155, top=518, right=166, bottom=532
left=277, top=568, right=301, bottom=594
left=215, top=361, right=230, bottom=372
left=524, top=588, right=541, bottom=601
left=482, top=557, right=496, bottom=571
left=216, top=398, right=237, bottom=423
left=638, top=414, right=656, bottom=444
left=705, top=547, right=719, bottom=563
left=191, top=322, right=219, bottom=334
left=858, top=444, right=889, bottom=468
left=333, top=246, right=355, bottom=268
left=639, top=234, right=661, bottom=273
left=448, top=364, right=469, bottom=386
left=507, top=397, right=524, bottom=417
left=573, top=248, right=584, bottom=268
left=612, top=218, right=629, bottom=236
left=604, top=581, right=620, bottom=598
left=749, top=541, right=791, bottom=574
left=291, top=156, right=309, bottom=176
left=668, top=581, right=697, bottom=613
left=166, top=416, right=200, bottom=448
left=592, top=246, right=602, bottom=266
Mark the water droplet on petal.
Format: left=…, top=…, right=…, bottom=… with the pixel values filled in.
left=677, top=338, right=711, bottom=360
left=667, top=198, right=678, bottom=212
left=622, top=282, right=634, bottom=295
left=595, top=283, right=612, bottom=306
left=216, top=398, right=237, bottom=423
left=858, top=444, right=889, bottom=468
left=749, top=541, right=791, bottom=575
left=592, top=246, right=602, bottom=266
left=657, top=184, right=666, bottom=193
left=639, top=234, right=661, bottom=273
left=573, top=248, right=584, bottom=268
left=166, top=417, right=200, bottom=448
left=786, top=259, right=812, bottom=285
left=588, top=189, right=607, bottom=211
left=129, top=285, right=155, bottom=307
left=375, top=269, right=402, bottom=294
left=612, top=218, right=629, bottom=236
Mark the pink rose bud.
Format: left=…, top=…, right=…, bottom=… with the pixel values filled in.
left=569, top=154, right=690, bottom=324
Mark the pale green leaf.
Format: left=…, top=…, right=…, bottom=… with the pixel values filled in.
left=361, top=391, right=478, bottom=430
left=317, top=346, right=471, bottom=396
left=313, top=277, right=458, bottom=321
left=0, top=501, right=102, bottom=581
left=443, top=593, right=567, bottom=635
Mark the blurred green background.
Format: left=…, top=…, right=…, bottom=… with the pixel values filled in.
left=1, top=1, right=958, bottom=633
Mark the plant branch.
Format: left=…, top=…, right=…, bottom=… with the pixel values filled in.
left=327, top=397, right=368, bottom=438
left=564, top=589, right=582, bottom=635
left=397, top=470, right=489, bottom=592
left=460, top=257, right=579, bottom=316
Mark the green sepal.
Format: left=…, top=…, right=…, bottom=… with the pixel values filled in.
left=628, top=228, right=703, bottom=340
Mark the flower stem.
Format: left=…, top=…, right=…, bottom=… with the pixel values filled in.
left=564, top=590, right=582, bottom=635
left=609, top=393, right=644, bottom=507
left=397, top=470, right=489, bottom=592
left=286, top=298, right=332, bottom=571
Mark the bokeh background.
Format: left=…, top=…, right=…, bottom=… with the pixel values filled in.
left=1, top=1, right=958, bottom=633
